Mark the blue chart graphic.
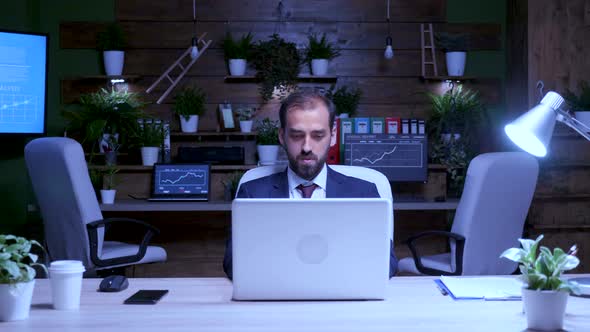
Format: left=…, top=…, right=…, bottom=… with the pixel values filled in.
left=344, top=134, right=427, bottom=182
left=0, top=94, right=39, bottom=125
left=158, top=169, right=207, bottom=186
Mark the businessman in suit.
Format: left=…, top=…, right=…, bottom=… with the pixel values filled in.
left=223, top=90, right=397, bottom=278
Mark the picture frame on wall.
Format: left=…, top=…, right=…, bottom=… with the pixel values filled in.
left=218, top=103, right=237, bottom=131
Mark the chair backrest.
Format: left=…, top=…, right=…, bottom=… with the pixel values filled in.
left=451, top=152, right=539, bottom=275
left=237, top=165, right=394, bottom=239
left=25, top=137, right=104, bottom=269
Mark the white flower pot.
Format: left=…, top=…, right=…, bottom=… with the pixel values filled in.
left=311, top=59, right=329, bottom=76
left=229, top=59, right=247, bottom=76
left=0, top=280, right=35, bottom=321
left=240, top=120, right=253, bottom=133
left=522, top=288, right=569, bottom=331
left=257, top=145, right=280, bottom=165
left=141, top=147, right=160, bottom=166
left=100, top=189, right=116, bottom=204
left=180, top=115, right=199, bottom=133
left=103, top=50, right=125, bottom=76
left=445, top=51, right=466, bottom=76
left=338, top=113, right=349, bottom=118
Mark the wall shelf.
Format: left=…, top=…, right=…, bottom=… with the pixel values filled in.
left=420, top=76, right=477, bottom=82
left=224, top=75, right=338, bottom=83
left=170, top=131, right=257, bottom=137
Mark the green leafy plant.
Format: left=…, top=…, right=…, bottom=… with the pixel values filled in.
left=256, top=118, right=280, bottom=145
left=222, top=32, right=254, bottom=60
left=131, top=120, right=167, bottom=147
left=563, top=80, right=590, bottom=111
left=304, top=33, right=340, bottom=62
left=96, top=23, right=127, bottom=51
left=235, top=106, right=254, bottom=121
left=172, top=86, right=207, bottom=121
left=327, top=85, right=362, bottom=117
left=0, top=235, right=47, bottom=285
left=500, top=235, right=580, bottom=293
left=62, top=87, right=145, bottom=150
left=102, top=165, right=119, bottom=190
left=252, top=34, right=301, bottom=101
left=222, top=171, right=245, bottom=200
left=434, top=32, right=469, bottom=52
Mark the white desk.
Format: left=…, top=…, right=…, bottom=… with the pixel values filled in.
left=7, top=276, right=590, bottom=331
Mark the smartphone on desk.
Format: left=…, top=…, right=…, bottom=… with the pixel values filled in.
left=124, top=290, right=168, bottom=304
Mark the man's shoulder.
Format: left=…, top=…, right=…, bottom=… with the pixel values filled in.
left=329, top=168, right=376, bottom=187
left=241, top=171, right=283, bottom=188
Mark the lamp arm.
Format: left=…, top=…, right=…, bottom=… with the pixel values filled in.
left=555, top=108, right=590, bottom=142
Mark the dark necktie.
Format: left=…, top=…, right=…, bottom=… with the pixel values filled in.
left=297, top=183, right=318, bottom=198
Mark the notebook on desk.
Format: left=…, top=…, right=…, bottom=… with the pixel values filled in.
left=147, top=163, right=210, bottom=201
left=231, top=198, right=392, bottom=301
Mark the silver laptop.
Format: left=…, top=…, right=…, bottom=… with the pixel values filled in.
left=147, top=163, right=210, bottom=201
left=231, top=198, right=392, bottom=300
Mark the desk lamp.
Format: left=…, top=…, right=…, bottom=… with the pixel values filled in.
left=504, top=91, right=590, bottom=157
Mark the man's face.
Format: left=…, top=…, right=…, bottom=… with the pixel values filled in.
left=279, top=103, right=337, bottom=180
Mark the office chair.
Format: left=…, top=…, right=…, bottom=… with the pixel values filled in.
left=397, top=152, right=539, bottom=276
left=25, top=137, right=167, bottom=274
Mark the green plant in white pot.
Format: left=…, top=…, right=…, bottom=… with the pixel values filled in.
left=327, top=85, right=362, bottom=118
left=435, top=32, right=468, bottom=76
left=564, top=80, right=590, bottom=128
left=97, top=23, right=127, bottom=76
left=235, top=106, right=255, bottom=133
left=131, top=120, right=166, bottom=166
left=222, top=32, right=254, bottom=76
left=0, top=235, right=47, bottom=321
left=256, top=118, right=280, bottom=165
left=304, top=33, right=340, bottom=76
left=100, top=165, right=119, bottom=204
left=173, top=87, right=206, bottom=133
left=500, top=235, right=580, bottom=331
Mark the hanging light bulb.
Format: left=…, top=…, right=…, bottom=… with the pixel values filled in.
left=384, top=0, right=394, bottom=60
left=190, top=36, right=200, bottom=59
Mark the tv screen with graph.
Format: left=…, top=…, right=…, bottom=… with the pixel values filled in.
left=0, top=30, right=48, bottom=135
left=343, top=133, right=428, bottom=182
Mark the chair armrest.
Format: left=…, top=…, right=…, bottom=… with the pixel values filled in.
left=405, top=231, right=466, bottom=276
left=86, top=218, right=160, bottom=268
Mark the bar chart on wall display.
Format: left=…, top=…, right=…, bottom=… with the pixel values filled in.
left=343, top=134, right=428, bottom=182
left=0, top=31, right=47, bottom=134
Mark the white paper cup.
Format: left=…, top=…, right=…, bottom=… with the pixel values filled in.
left=49, top=260, right=85, bottom=310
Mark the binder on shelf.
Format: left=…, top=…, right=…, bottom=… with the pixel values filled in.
left=401, top=119, right=410, bottom=134
left=418, top=120, right=426, bottom=135
left=354, top=117, right=370, bottom=134
left=340, top=118, right=353, bottom=162
left=385, top=117, right=400, bottom=134
left=327, top=118, right=340, bottom=164
left=410, top=119, right=418, bottom=134
left=371, top=117, right=385, bottom=134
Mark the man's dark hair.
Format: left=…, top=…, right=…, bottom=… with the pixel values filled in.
left=279, top=90, right=336, bottom=130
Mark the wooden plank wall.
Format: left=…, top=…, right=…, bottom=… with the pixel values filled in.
left=526, top=0, right=590, bottom=272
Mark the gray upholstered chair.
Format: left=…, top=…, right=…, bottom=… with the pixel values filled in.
left=25, top=137, right=166, bottom=274
left=397, top=152, right=539, bottom=276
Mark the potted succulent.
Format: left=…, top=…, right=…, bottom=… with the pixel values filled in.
left=235, top=106, right=255, bottom=133
left=0, top=234, right=47, bottom=321
left=172, top=86, right=206, bottom=133
left=131, top=119, right=167, bottom=166
left=304, top=33, right=340, bottom=76
left=100, top=165, right=119, bottom=204
left=500, top=235, right=580, bottom=331
left=327, top=85, right=362, bottom=118
left=97, top=23, right=127, bottom=76
left=435, top=32, right=469, bottom=76
left=222, top=32, right=254, bottom=76
left=256, top=118, right=280, bottom=165
left=564, top=80, right=590, bottom=128
left=252, top=34, right=301, bottom=101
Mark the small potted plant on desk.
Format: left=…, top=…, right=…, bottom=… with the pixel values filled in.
left=222, top=32, right=254, bottom=76
left=256, top=118, right=280, bottom=165
left=100, top=165, right=119, bottom=204
left=304, top=33, right=340, bottom=76
left=0, top=235, right=47, bottom=321
left=173, top=86, right=206, bottom=133
left=500, top=234, right=580, bottom=331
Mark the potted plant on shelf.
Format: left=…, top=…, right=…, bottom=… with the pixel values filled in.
left=97, top=23, right=127, bottom=76
left=0, top=234, right=47, bottom=321
left=222, top=32, right=254, bottom=76
left=222, top=171, right=245, bottom=201
left=172, top=86, right=206, bottom=133
left=100, top=165, right=119, bottom=204
left=564, top=80, right=590, bottom=128
left=256, top=118, right=280, bottom=165
left=327, top=85, right=362, bottom=118
left=235, top=106, right=255, bottom=133
left=304, top=33, right=340, bottom=76
left=131, top=119, right=166, bottom=166
left=252, top=34, right=301, bottom=101
left=435, top=32, right=469, bottom=77
left=500, top=235, right=580, bottom=331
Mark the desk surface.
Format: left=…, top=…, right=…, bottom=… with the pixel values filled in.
left=100, top=199, right=460, bottom=212
left=8, top=276, right=590, bottom=331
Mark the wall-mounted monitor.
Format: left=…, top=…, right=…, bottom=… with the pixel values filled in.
left=0, top=30, right=48, bottom=135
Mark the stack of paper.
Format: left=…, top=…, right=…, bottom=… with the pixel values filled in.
left=436, top=276, right=524, bottom=300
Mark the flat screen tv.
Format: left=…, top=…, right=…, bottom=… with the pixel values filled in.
left=0, top=30, right=48, bottom=135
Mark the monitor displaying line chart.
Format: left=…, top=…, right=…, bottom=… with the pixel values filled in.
left=153, top=164, right=210, bottom=195
left=343, top=134, right=428, bottom=182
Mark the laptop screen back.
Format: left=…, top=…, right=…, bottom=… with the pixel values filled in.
left=151, top=164, right=210, bottom=200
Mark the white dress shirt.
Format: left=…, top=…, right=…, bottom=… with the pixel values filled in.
left=286, top=164, right=328, bottom=199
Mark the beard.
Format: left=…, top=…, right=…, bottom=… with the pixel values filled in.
left=288, top=150, right=328, bottom=181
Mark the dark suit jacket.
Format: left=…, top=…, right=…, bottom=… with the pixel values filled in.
left=223, top=166, right=398, bottom=279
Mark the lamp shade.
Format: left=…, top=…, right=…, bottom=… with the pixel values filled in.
left=504, top=91, right=565, bottom=157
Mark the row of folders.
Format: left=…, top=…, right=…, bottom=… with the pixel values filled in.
left=328, top=117, right=426, bottom=164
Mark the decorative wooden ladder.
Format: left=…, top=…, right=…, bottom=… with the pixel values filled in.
left=146, top=32, right=212, bottom=104
left=420, top=23, right=438, bottom=78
